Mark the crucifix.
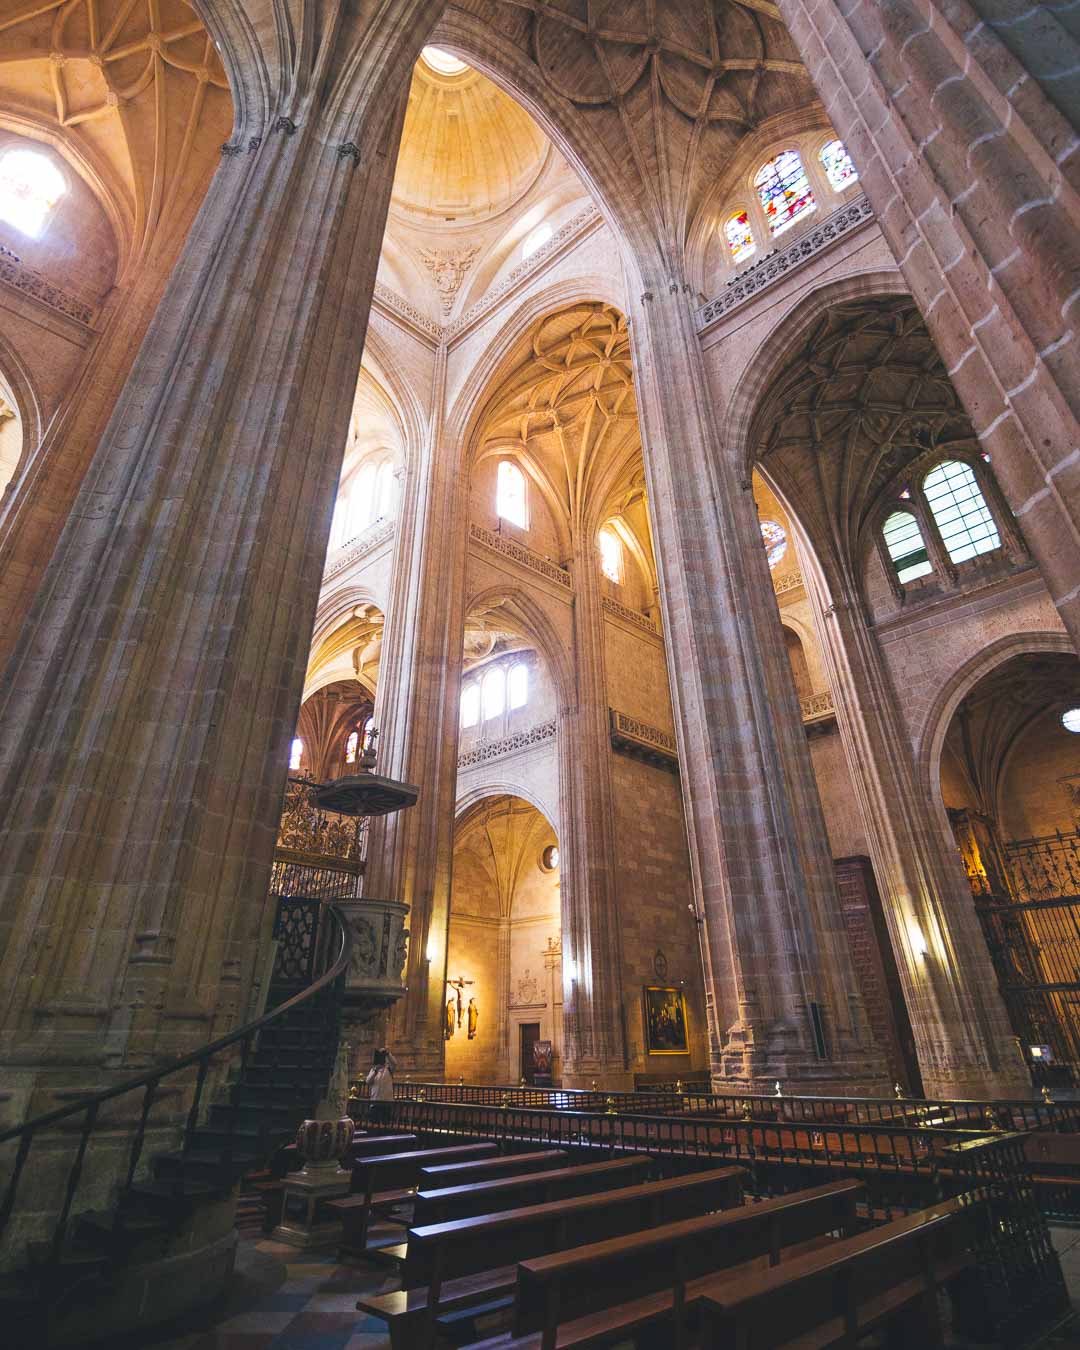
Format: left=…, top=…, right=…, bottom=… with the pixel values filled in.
left=446, top=976, right=474, bottom=1029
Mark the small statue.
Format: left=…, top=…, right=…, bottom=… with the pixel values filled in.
left=500, top=1092, right=510, bottom=1110
left=774, top=1080, right=782, bottom=1097
left=894, top=1082, right=905, bottom=1100
left=1041, top=1085, right=1055, bottom=1105
left=445, top=998, right=456, bottom=1040
left=605, top=1095, right=617, bottom=1115
left=467, top=997, right=478, bottom=1040
left=741, top=1101, right=753, bottom=1122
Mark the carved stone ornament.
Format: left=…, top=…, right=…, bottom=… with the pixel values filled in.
left=419, top=245, right=480, bottom=315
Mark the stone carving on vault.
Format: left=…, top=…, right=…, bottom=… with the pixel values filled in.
left=419, top=245, right=481, bottom=315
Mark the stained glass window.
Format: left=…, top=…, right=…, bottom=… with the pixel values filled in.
left=482, top=667, right=505, bottom=720
left=345, top=730, right=359, bottom=764
left=754, top=151, right=816, bottom=237
left=760, top=519, right=788, bottom=569
left=496, top=460, right=527, bottom=528
left=289, top=737, right=304, bottom=770
left=724, top=210, right=756, bottom=263
left=819, top=139, right=858, bottom=192
left=461, top=683, right=479, bottom=728
left=508, top=662, right=528, bottom=709
left=922, top=461, right=1000, bottom=563
left=598, top=527, right=623, bottom=582
left=882, top=511, right=932, bottom=582
left=0, top=148, right=66, bottom=237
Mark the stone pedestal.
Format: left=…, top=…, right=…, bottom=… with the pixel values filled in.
left=271, top=1161, right=351, bottom=1250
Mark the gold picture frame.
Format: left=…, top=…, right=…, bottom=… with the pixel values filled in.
left=643, top=985, right=689, bottom=1055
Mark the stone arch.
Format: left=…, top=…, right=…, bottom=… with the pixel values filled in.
left=0, top=332, right=44, bottom=503
left=917, top=631, right=1078, bottom=824
left=463, top=582, right=574, bottom=713
left=455, top=782, right=559, bottom=838
left=728, top=270, right=910, bottom=487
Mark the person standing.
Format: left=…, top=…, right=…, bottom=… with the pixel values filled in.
left=366, top=1047, right=397, bottom=1125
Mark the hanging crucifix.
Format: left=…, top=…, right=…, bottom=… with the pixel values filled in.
left=446, top=976, right=475, bottom=1031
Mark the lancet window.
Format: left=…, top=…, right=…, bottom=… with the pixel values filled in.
left=289, top=737, right=304, bottom=770
left=818, top=139, right=858, bottom=192
left=724, top=210, right=756, bottom=263
left=597, top=527, right=623, bottom=583
left=496, top=460, right=528, bottom=528
left=922, top=460, right=1001, bottom=564
left=754, top=150, right=815, bottom=237
left=0, top=147, right=66, bottom=237
left=882, top=510, right=933, bottom=583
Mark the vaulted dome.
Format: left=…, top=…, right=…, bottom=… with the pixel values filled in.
left=391, top=51, right=550, bottom=224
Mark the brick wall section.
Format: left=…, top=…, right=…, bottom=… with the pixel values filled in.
left=776, top=0, right=1080, bottom=644
left=834, top=855, right=921, bottom=1092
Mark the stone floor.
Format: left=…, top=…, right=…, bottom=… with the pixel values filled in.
left=106, top=1218, right=1080, bottom=1350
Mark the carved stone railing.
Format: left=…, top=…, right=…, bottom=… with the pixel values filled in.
left=609, top=708, right=679, bottom=771
left=458, top=718, right=557, bottom=769
left=469, top=521, right=572, bottom=589
left=697, top=195, right=874, bottom=331
left=800, top=690, right=835, bottom=723
left=323, top=517, right=395, bottom=581
left=0, top=243, right=95, bottom=325
left=601, top=595, right=659, bottom=635
left=773, top=568, right=804, bottom=597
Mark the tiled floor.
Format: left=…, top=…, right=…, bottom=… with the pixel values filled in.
left=127, top=1219, right=1080, bottom=1349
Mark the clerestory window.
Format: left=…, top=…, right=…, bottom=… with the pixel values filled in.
left=496, top=460, right=528, bottom=528
left=882, top=510, right=933, bottom=583
left=922, top=460, right=1000, bottom=564
left=754, top=150, right=815, bottom=238
left=0, top=147, right=66, bottom=238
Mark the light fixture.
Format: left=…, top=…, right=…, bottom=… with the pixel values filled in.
left=909, top=921, right=929, bottom=958
left=1062, top=707, right=1080, bottom=734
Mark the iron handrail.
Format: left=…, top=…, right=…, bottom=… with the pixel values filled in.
left=0, top=903, right=351, bottom=1261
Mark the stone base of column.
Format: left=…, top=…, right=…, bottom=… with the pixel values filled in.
left=713, top=1019, right=891, bottom=1098
left=561, top=1062, right=635, bottom=1092
left=919, top=1062, right=1032, bottom=1102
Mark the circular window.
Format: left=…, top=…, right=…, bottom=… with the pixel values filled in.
left=1062, top=708, right=1080, bottom=734
left=421, top=47, right=467, bottom=76
left=760, top=519, right=788, bottom=569
left=540, top=844, right=560, bottom=872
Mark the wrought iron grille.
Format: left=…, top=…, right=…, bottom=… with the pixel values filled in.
left=271, top=897, right=322, bottom=985
left=1003, top=830, right=1080, bottom=902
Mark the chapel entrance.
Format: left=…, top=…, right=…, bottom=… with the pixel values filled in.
left=942, top=650, right=1080, bottom=1088
left=446, top=794, right=562, bottom=1084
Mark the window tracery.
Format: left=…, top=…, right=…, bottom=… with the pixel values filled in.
left=724, top=210, right=756, bottom=263
left=882, top=510, right=933, bottom=583
left=0, top=148, right=66, bottom=238
left=818, top=139, right=858, bottom=192
left=760, top=519, right=788, bottom=569
left=922, top=460, right=1001, bottom=564
left=496, top=460, right=528, bottom=528
left=754, top=150, right=815, bottom=237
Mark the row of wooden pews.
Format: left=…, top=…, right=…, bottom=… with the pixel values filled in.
left=315, top=1128, right=986, bottom=1350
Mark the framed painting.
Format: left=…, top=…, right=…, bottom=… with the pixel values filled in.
left=643, top=986, right=689, bottom=1055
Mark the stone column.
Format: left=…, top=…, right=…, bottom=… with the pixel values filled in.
left=557, top=544, right=630, bottom=1088
left=777, top=0, right=1080, bottom=645
left=627, top=284, right=888, bottom=1094
left=801, top=557, right=1029, bottom=1096
left=0, top=5, right=430, bottom=1127
left=364, top=343, right=466, bottom=1076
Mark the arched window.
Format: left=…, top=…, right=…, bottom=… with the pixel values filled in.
left=724, top=210, right=756, bottom=264
left=522, top=222, right=553, bottom=260
left=819, top=139, right=858, bottom=192
left=345, top=730, right=359, bottom=764
left=508, top=662, right=529, bottom=710
left=461, top=683, right=480, bottom=728
left=496, top=460, right=528, bottom=528
left=760, top=519, right=788, bottom=569
left=922, top=460, right=1001, bottom=563
left=481, top=667, right=505, bottom=720
left=882, top=510, right=933, bottom=582
left=289, top=737, right=304, bottom=770
left=754, top=150, right=815, bottom=237
left=0, top=148, right=66, bottom=237
left=597, top=527, right=623, bottom=583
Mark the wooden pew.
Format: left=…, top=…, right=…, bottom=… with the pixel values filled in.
left=418, top=1149, right=567, bottom=1191
left=329, top=1142, right=498, bottom=1253
left=357, top=1164, right=744, bottom=1350
left=500, top=1180, right=863, bottom=1350
left=699, top=1195, right=980, bottom=1350
left=348, top=1132, right=419, bottom=1162
left=413, top=1156, right=645, bottom=1226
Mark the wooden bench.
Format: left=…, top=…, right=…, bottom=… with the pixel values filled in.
left=348, top=1132, right=419, bottom=1162
left=699, top=1195, right=981, bottom=1350
left=328, top=1142, right=498, bottom=1253
left=418, top=1149, right=567, bottom=1191
left=356, top=1164, right=744, bottom=1350
left=499, top=1179, right=864, bottom=1350
left=412, top=1156, right=645, bottom=1226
